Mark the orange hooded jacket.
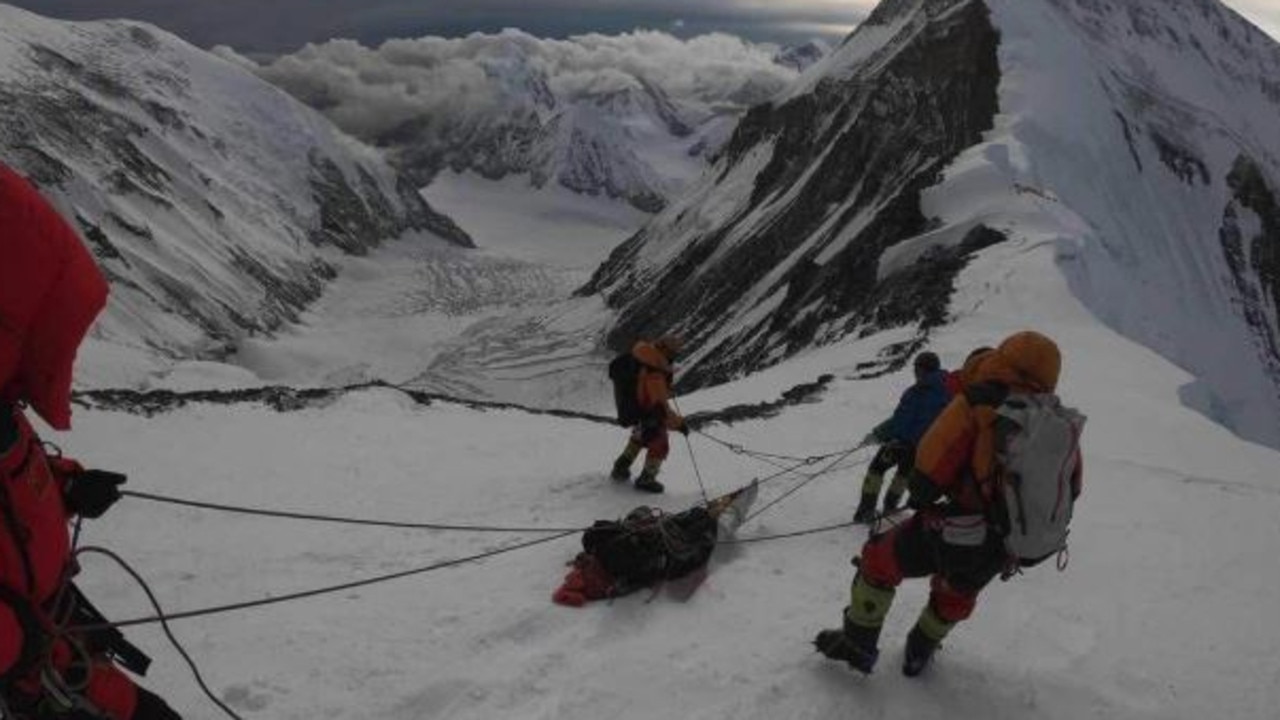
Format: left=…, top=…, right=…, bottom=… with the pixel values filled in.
left=911, top=332, right=1083, bottom=512
left=631, top=341, right=684, bottom=430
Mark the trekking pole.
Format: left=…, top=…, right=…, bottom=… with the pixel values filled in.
left=671, top=398, right=711, bottom=504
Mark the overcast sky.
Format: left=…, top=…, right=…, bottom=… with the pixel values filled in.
left=6, top=0, right=1279, bottom=54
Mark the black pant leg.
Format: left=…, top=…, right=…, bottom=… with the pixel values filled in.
left=868, top=443, right=900, bottom=475
left=887, top=514, right=942, bottom=580
left=895, top=444, right=916, bottom=479
left=937, top=536, right=1006, bottom=594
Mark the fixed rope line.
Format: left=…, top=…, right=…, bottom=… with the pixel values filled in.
left=77, top=488, right=877, bottom=634
left=89, top=439, right=876, bottom=632
left=694, top=429, right=849, bottom=467
left=719, top=520, right=856, bottom=545
left=684, top=433, right=711, bottom=504
left=78, top=510, right=878, bottom=633
left=750, top=455, right=824, bottom=489
left=743, top=442, right=873, bottom=524
left=73, top=531, right=580, bottom=631
left=671, top=398, right=711, bottom=504
left=122, top=490, right=586, bottom=534
left=700, top=429, right=852, bottom=464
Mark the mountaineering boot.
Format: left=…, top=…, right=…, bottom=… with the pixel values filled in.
left=633, top=456, right=665, bottom=493
left=852, top=492, right=877, bottom=524
left=611, top=441, right=642, bottom=481
left=902, top=626, right=939, bottom=677
left=610, top=456, right=632, bottom=481
left=634, top=469, right=665, bottom=494
left=903, top=604, right=952, bottom=677
left=814, top=614, right=881, bottom=674
left=815, top=575, right=895, bottom=674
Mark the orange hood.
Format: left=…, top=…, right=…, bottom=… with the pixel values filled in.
left=969, top=331, right=1061, bottom=393
left=632, top=341, right=673, bottom=372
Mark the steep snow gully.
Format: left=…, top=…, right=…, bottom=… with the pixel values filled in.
left=5, top=0, right=1280, bottom=719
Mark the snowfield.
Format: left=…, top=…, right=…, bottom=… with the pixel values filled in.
left=422, top=170, right=651, bottom=273
left=58, top=230, right=1280, bottom=720
left=216, top=171, right=645, bottom=405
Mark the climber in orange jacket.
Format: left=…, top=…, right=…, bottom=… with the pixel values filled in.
left=816, top=331, right=1083, bottom=678
left=0, top=164, right=181, bottom=719
left=609, top=337, right=688, bottom=493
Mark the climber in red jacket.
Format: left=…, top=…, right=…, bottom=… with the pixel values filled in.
left=0, top=163, right=181, bottom=719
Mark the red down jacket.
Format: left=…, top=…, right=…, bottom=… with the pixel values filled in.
left=0, top=163, right=108, bottom=430
left=0, top=164, right=143, bottom=718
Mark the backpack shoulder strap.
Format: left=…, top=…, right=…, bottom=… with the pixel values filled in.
left=964, top=380, right=1009, bottom=409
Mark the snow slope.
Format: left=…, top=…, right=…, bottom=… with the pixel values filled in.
left=984, top=0, right=1280, bottom=447
left=422, top=170, right=650, bottom=272
left=0, top=4, right=468, bottom=373
left=57, top=227, right=1280, bottom=720
left=213, top=169, right=645, bottom=400
left=230, top=233, right=588, bottom=392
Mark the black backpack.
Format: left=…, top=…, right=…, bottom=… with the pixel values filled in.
left=582, top=507, right=718, bottom=594
left=608, top=353, right=642, bottom=427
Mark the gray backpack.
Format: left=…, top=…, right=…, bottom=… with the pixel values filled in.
left=992, top=393, right=1086, bottom=567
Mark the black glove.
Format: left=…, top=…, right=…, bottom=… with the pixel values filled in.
left=677, top=420, right=690, bottom=436
left=905, top=470, right=941, bottom=510
left=64, top=470, right=126, bottom=519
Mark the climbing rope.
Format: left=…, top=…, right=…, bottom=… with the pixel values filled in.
left=121, top=490, right=586, bottom=534
left=73, top=531, right=579, bottom=631
left=75, top=547, right=245, bottom=720
left=742, top=441, right=874, bottom=524
left=683, top=434, right=711, bottom=504
left=72, top=433, right=877, bottom=638
left=694, top=428, right=849, bottom=467
left=671, top=398, right=711, bottom=504
left=719, top=520, right=856, bottom=545
left=119, top=425, right=866, bottom=536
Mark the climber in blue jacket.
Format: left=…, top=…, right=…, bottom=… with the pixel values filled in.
left=853, top=352, right=953, bottom=523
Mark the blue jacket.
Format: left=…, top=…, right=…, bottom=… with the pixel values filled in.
left=879, top=369, right=952, bottom=446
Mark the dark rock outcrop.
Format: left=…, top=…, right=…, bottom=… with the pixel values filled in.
left=1221, top=155, right=1280, bottom=381
left=582, top=0, right=1003, bottom=391
left=73, top=374, right=836, bottom=429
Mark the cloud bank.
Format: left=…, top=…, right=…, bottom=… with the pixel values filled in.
left=251, top=29, right=800, bottom=144
left=5, top=1, right=1278, bottom=55
left=8, top=0, right=868, bottom=54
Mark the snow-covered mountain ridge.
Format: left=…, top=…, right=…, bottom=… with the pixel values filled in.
left=583, top=0, right=1280, bottom=447
left=0, top=4, right=471, bottom=366
left=583, top=0, right=1003, bottom=385
left=251, top=31, right=815, bottom=212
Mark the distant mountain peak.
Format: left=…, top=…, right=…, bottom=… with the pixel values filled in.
left=772, top=40, right=831, bottom=72
left=255, top=30, right=802, bottom=212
